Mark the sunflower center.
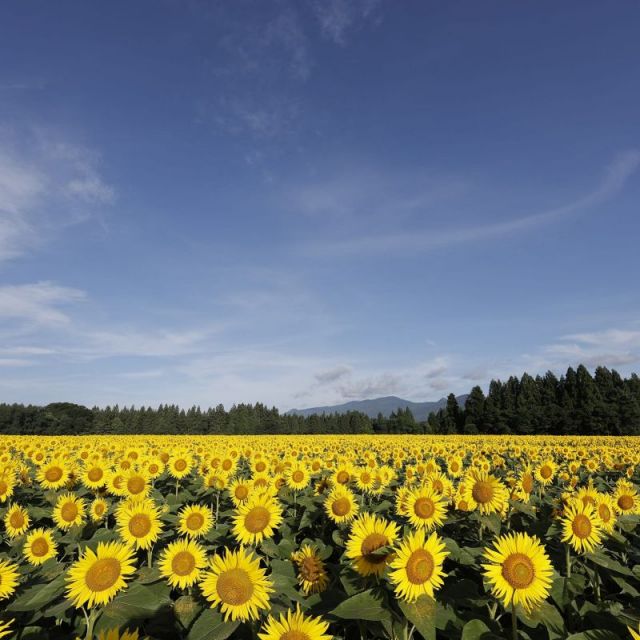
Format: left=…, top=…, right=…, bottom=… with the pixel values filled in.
left=405, top=549, right=435, bottom=584
left=281, top=632, right=311, bottom=640
left=235, top=486, right=249, bottom=500
left=598, top=504, right=611, bottom=522
left=171, top=551, right=196, bottom=576
left=10, top=511, right=25, bottom=528
left=432, top=479, right=444, bottom=493
left=300, top=556, right=322, bottom=582
left=31, top=537, right=49, bottom=556
left=336, top=471, right=349, bottom=484
left=244, top=506, right=271, bottom=533
left=45, top=466, right=63, bottom=482
left=85, top=558, right=121, bottom=592
left=451, top=462, right=460, bottom=472
left=216, top=568, right=254, bottom=605
left=88, top=468, right=103, bottom=482
left=361, top=532, right=389, bottom=564
left=174, top=459, right=187, bottom=472
left=618, top=495, right=634, bottom=511
left=94, top=503, right=105, bottom=515
left=413, top=497, right=435, bottom=519
left=256, top=461, right=267, bottom=473
left=0, top=480, right=7, bottom=495
left=522, top=474, right=534, bottom=494
left=581, top=496, right=596, bottom=507
left=148, top=464, right=159, bottom=475
left=331, top=497, right=351, bottom=517
left=571, top=514, right=592, bottom=539
left=361, top=472, right=371, bottom=484
left=501, top=553, right=535, bottom=589
left=222, top=459, right=233, bottom=471
left=61, top=502, right=78, bottom=522
left=254, top=478, right=268, bottom=488
left=540, top=465, right=552, bottom=479
left=292, top=470, right=304, bottom=483
left=472, top=481, right=494, bottom=504
left=186, top=512, right=205, bottom=531
left=127, top=476, right=145, bottom=495
left=128, top=513, right=152, bottom=538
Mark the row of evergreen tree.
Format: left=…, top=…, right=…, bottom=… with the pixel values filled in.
left=1, top=365, right=639, bottom=436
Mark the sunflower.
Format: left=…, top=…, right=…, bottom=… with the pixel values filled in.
left=462, top=470, right=508, bottom=515
left=81, top=462, right=108, bottom=490
left=158, top=538, right=207, bottom=589
left=404, top=486, right=448, bottom=531
left=0, top=472, right=15, bottom=503
left=200, top=546, right=273, bottom=622
left=97, top=628, right=139, bottom=640
left=482, top=532, right=553, bottom=612
left=286, top=464, right=311, bottom=491
left=535, top=460, right=556, bottom=485
left=37, top=459, right=70, bottom=490
left=232, top=493, right=283, bottom=546
left=324, top=487, right=359, bottom=524
left=66, top=541, right=136, bottom=608
left=389, top=529, right=448, bottom=602
left=122, top=468, right=151, bottom=500
left=354, top=468, right=376, bottom=493
left=0, top=559, right=20, bottom=600
left=228, top=478, right=252, bottom=506
left=0, top=620, right=13, bottom=639
left=560, top=501, right=603, bottom=554
left=331, top=465, right=352, bottom=487
left=90, top=498, right=109, bottom=523
left=613, top=481, right=639, bottom=515
left=178, top=504, right=214, bottom=539
left=446, top=456, right=464, bottom=478
left=23, top=528, right=58, bottom=565
left=168, top=454, right=193, bottom=480
left=595, top=494, right=617, bottom=534
left=52, top=493, right=86, bottom=530
left=258, top=606, right=332, bottom=640
left=4, top=504, right=30, bottom=538
left=117, top=498, right=163, bottom=550
left=345, top=512, right=399, bottom=577
left=291, top=545, right=329, bottom=595
left=518, top=465, right=536, bottom=498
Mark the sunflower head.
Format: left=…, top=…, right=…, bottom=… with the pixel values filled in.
left=482, top=531, right=553, bottom=612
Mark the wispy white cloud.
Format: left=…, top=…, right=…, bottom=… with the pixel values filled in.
left=0, top=282, right=85, bottom=326
left=315, top=364, right=352, bottom=384
left=0, top=129, right=115, bottom=261
left=310, top=151, right=640, bottom=256
left=309, top=0, right=382, bottom=45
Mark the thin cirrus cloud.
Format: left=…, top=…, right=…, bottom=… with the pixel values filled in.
left=0, top=130, right=115, bottom=262
left=310, top=150, right=640, bottom=256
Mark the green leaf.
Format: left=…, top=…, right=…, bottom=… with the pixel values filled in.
left=174, top=595, right=203, bottom=629
left=461, top=619, right=499, bottom=640
left=519, top=601, right=565, bottom=638
left=586, top=551, right=634, bottom=576
left=398, top=595, right=436, bottom=640
left=330, top=589, right=390, bottom=622
left=95, top=580, right=171, bottom=631
left=187, top=609, right=240, bottom=640
left=7, top=574, right=67, bottom=612
left=566, top=631, right=620, bottom=640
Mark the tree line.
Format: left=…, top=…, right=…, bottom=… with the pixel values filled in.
left=0, top=365, right=639, bottom=436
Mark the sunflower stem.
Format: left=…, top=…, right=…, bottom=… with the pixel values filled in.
left=175, top=478, right=180, bottom=498
left=83, top=608, right=97, bottom=640
left=565, top=545, right=571, bottom=578
left=511, top=601, right=518, bottom=640
left=215, top=491, right=220, bottom=526
left=147, top=546, right=153, bottom=568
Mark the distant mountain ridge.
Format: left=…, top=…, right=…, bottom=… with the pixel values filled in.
left=286, top=394, right=468, bottom=422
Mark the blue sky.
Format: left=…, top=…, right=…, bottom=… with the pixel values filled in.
left=1, top=1, right=639, bottom=410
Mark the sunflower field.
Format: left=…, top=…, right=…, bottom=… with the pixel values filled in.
left=0, top=435, right=639, bottom=640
